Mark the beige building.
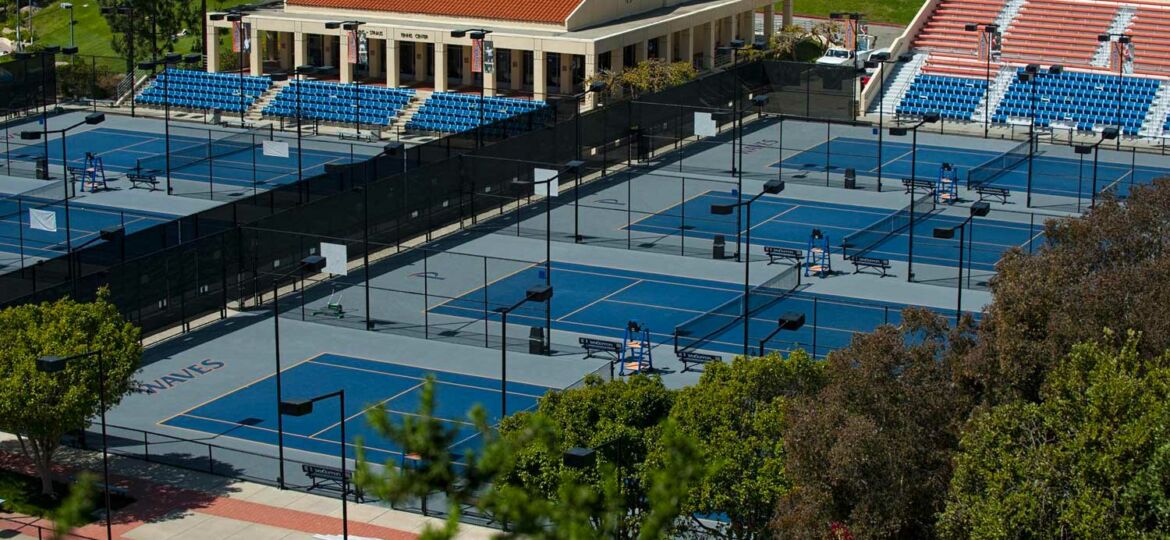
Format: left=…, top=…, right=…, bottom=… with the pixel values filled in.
left=206, top=0, right=784, bottom=105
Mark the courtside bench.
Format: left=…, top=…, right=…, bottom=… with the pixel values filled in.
left=302, top=463, right=364, bottom=502
left=902, top=178, right=934, bottom=194
left=850, top=256, right=891, bottom=277
left=678, top=350, right=721, bottom=372
left=579, top=337, right=621, bottom=359
left=127, top=171, right=160, bottom=191
left=975, top=185, right=1010, bottom=203
left=764, top=246, right=802, bottom=266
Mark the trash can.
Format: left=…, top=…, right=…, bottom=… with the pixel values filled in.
left=35, top=158, right=49, bottom=180
left=209, top=108, right=221, bottom=125
left=528, top=326, right=546, bottom=355
left=844, top=167, right=857, bottom=189
left=713, top=234, right=726, bottom=260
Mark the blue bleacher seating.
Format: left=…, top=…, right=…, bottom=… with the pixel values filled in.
left=405, top=92, right=552, bottom=135
left=896, top=74, right=989, bottom=121
left=993, top=68, right=1160, bottom=137
left=261, top=80, right=416, bottom=126
left=137, top=69, right=273, bottom=113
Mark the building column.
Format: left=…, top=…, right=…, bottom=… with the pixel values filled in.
left=434, top=44, right=447, bottom=92
left=207, top=25, right=220, bottom=72
left=249, top=25, right=262, bottom=75
left=459, top=45, right=471, bottom=86
left=387, top=39, right=400, bottom=87
left=533, top=49, right=546, bottom=100
left=278, top=32, right=293, bottom=69
left=559, top=53, right=573, bottom=93
left=414, top=43, right=426, bottom=82
left=511, top=49, right=523, bottom=91
left=484, top=62, right=497, bottom=97
left=731, top=14, right=739, bottom=41
left=635, top=41, right=646, bottom=63
left=368, top=38, right=383, bottom=78
left=613, top=46, right=624, bottom=71
left=293, top=31, right=307, bottom=68
left=764, top=5, right=776, bottom=39
left=338, top=32, right=353, bottom=82
left=664, top=32, right=674, bottom=62
left=706, top=21, right=716, bottom=69
left=782, top=0, right=793, bottom=28
left=684, top=28, right=694, bottom=68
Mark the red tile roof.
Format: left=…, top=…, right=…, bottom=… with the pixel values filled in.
left=286, top=0, right=583, bottom=24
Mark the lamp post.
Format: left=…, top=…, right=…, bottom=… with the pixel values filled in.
left=327, top=21, right=367, bottom=139
left=280, top=391, right=348, bottom=539
left=710, top=178, right=786, bottom=357
left=21, top=112, right=106, bottom=258
left=61, top=3, right=77, bottom=49
left=573, top=81, right=606, bottom=241
left=1074, top=126, right=1119, bottom=209
left=139, top=53, right=182, bottom=194
left=1098, top=32, right=1133, bottom=149
left=494, top=285, right=553, bottom=420
left=451, top=28, right=494, bottom=148
left=758, top=311, right=806, bottom=356
left=1017, top=64, right=1062, bottom=207
left=887, top=111, right=940, bottom=282
left=865, top=52, right=914, bottom=192
left=932, top=201, right=991, bottom=323
left=964, top=23, right=999, bottom=138
left=718, top=39, right=746, bottom=261
left=36, top=352, right=112, bottom=540
left=101, top=4, right=136, bottom=117
left=829, top=12, right=865, bottom=66
left=270, top=255, right=328, bottom=489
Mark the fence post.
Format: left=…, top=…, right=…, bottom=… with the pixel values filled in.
left=144, top=431, right=150, bottom=462
left=208, top=446, right=214, bottom=474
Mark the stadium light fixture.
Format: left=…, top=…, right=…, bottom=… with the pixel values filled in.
left=279, top=390, right=349, bottom=539
left=208, top=12, right=225, bottom=21
left=495, top=285, right=554, bottom=419
left=225, top=12, right=242, bottom=22
left=759, top=312, right=806, bottom=356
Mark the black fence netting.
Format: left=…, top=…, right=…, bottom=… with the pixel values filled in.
left=0, top=60, right=858, bottom=337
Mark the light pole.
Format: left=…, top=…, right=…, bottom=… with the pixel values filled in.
left=887, top=111, right=940, bottom=282
left=1098, top=32, right=1133, bottom=149
left=758, top=312, right=806, bottom=356
left=101, top=4, right=136, bottom=117
left=573, top=81, right=606, bottom=241
left=139, top=53, right=183, bottom=194
left=1017, top=64, right=1062, bottom=207
left=271, top=255, right=328, bottom=489
left=964, top=23, right=999, bottom=138
left=327, top=21, right=367, bottom=139
left=1074, top=126, right=1119, bottom=209
left=865, top=52, right=913, bottom=192
left=280, top=391, right=349, bottom=539
left=932, top=201, right=991, bottom=324
left=711, top=178, right=786, bottom=357
left=451, top=28, right=494, bottom=148
left=36, top=352, right=112, bottom=540
left=62, top=3, right=77, bottom=49
left=494, top=285, right=553, bottom=420
left=830, top=12, right=865, bottom=67
left=718, top=38, right=746, bottom=261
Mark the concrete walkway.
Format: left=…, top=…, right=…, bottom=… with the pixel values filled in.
left=0, top=434, right=495, bottom=540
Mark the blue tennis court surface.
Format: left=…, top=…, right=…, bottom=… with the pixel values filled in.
left=430, top=261, right=936, bottom=357
left=781, top=137, right=1170, bottom=198
left=6, top=127, right=355, bottom=189
left=0, top=199, right=174, bottom=259
left=626, top=191, right=1040, bottom=272
left=162, top=354, right=555, bottom=464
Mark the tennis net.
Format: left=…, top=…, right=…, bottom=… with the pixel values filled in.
left=966, top=136, right=1033, bottom=189
left=134, top=126, right=269, bottom=173
left=673, top=264, right=801, bottom=353
left=841, top=193, right=936, bottom=260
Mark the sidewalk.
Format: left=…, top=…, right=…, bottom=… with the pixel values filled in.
left=0, top=434, right=495, bottom=540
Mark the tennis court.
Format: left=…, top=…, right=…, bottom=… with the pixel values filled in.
left=4, top=126, right=359, bottom=190
left=625, top=191, right=1041, bottom=272
left=429, top=261, right=924, bottom=357
left=0, top=196, right=174, bottom=263
left=779, top=137, right=1170, bottom=199
left=161, top=353, right=555, bottom=465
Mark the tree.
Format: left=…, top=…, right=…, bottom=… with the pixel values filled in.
left=774, top=309, right=978, bottom=539
left=938, top=332, right=1170, bottom=539
left=971, top=179, right=1170, bottom=403
left=587, top=59, right=698, bottom=100
left=100, top=0, right=200, bottom=68
left=745, top=23, right=833, bottom=62
left=661, top=351, right=825, bottom=538
left=355, top=375, right=699, bottom=539
left=0, top=290, right=142, bottom=495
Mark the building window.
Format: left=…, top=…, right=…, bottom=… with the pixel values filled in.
left=400, top=42, right=414, bottom=77
left=523, top=51, right=533, bottom=85
left=447, top=45, right=462, bottom=79
left=599, top=51, right=611, bottom=71
left=498, top=49, right=512, bottom=84
left=623, top=45, right=635, bottom=67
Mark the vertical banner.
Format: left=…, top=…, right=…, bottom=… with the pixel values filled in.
left=844, top=19, right=857, bottom=51
left=358, top=31, right=369, bottom=65
left=347, top=30, right=358, bottom=64
left=472, top=39, right=483, bottom=73
left=231, top=21, right=242, bottom=53
left=243, top=22, right=252, bottom=53
left=483, top=40, right=495, bottom=74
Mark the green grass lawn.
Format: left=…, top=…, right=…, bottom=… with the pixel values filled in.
left=789, top=0, right=925, bottom=25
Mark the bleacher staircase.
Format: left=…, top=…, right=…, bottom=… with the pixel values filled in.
left=1092, top=5, right=1139, bottom=67
left=870, top=53, right=929, bottom=115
